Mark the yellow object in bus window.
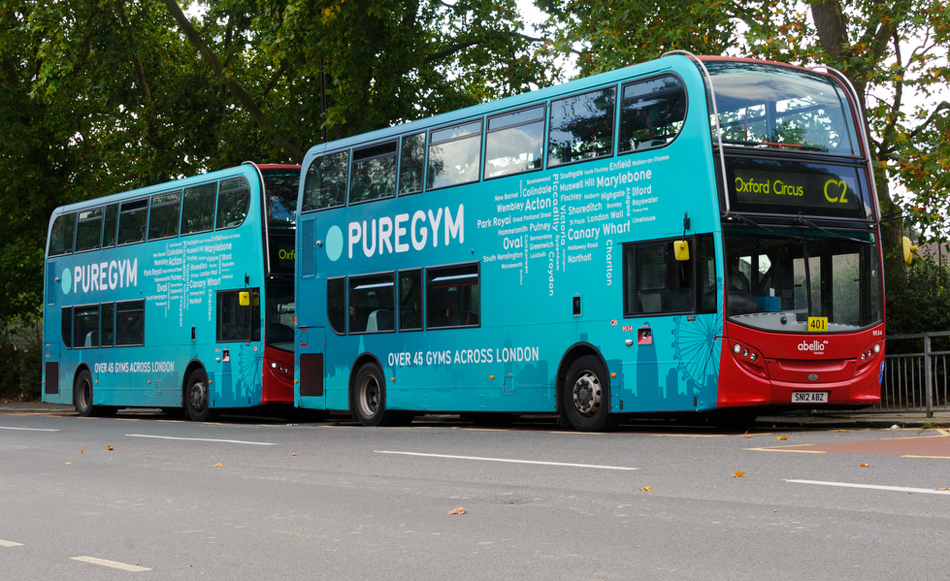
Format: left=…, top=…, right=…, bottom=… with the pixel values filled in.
left=239, top=291, right=250, bottom=306
left=673, top=240, right=689, bottom=261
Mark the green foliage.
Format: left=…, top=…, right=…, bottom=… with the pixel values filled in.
left=0, top=322, right=42, bottom=401
left=885, top=247, right=950, bottom=335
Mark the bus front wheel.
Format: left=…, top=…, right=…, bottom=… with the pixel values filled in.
left=352, top=363, right=392, bottom=427
left=184, top=369, right=211, bottom=422
left=563, top=355, right=615, bottom=432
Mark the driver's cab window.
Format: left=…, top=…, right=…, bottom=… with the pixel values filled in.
left=623, top=235, right=716, bottom=316
left=216, top=289, right=261, bottom=342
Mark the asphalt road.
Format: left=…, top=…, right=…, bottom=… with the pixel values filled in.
left=1, top=411, right=948, bottom=580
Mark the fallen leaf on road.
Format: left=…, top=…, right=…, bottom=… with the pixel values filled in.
left=639, top=486, right=652, bottom=491
left=214, top=463, right=223, bottom=468
left=936, top=487, right=950, bottom=491
left=838, top=430, right=848, bottom=433
left=447, top=507, right=468, bottom=515
left=292, top=453, right=297, bottom=456
left=860, top=463, right=870, bottom=467
left=776, top=436, right=788, bottom=440
left=65, top=462, right=71, bottom=465
left=107, top=445, right=114, bottom=451
left=732, top=471, right=746, bottom=478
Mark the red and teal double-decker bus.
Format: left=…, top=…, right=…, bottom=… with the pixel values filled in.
left=292, top=53, right=885, bottom=431
left=42, top=163, right=299, bottom=420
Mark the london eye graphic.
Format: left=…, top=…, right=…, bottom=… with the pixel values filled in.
left=672, top=278, right=723, bottom=391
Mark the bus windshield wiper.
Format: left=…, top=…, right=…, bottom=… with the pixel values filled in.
left=733, top=214, right=805, bottom=240
left=793, top=214, right=874, bottom=244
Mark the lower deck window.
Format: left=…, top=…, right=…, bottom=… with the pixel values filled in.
left=349, top=273, right=395, bottom=333
left=426, top=263, right=480, bottom=328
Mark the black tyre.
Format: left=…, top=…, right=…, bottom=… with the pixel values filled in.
left=75, top=369, right=95, bottom=417
left=352, top=362, right=393, bottom=426
left=562, top=355, right=615, bottom=432
left=184, top=369, right=211, bottom=422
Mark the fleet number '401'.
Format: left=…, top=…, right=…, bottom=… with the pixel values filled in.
left=808, top=317, right=828, bottom=332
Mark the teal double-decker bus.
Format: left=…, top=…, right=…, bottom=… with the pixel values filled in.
left=295, top=53, right=885, bottom=431
left=42, top=163, right=299, bottom=420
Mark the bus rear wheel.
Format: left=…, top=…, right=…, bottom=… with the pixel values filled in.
left=352, top=362, right=393, bottom=427
left=184, top=369, right=211, bottom=422
left=563, top=355, right=615, bottom=432
left=75, top=369, right=95, bottom=417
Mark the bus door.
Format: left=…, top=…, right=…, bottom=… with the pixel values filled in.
left=296, top=326, right=326, bottom=408
left=214, top=288, right=262, bottom=407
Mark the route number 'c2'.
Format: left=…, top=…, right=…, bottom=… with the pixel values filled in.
left=824, top=179, right=849, bottom=204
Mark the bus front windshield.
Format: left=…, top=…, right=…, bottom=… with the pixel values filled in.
left=262, top=170, right=299, bottom=230
left=723, top=230, right=882, bottom=333
left=706, top=61, right=860, bottom=156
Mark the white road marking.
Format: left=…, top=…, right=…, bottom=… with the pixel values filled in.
left=0, top=427, right=59, bottom=432
left=0, top=540, right=24, bottom=547
left=787, top=479, right=950, bottom=496
left=126, top=434, right=276, bottom=446
left=72, top=556, right=151, bottom=571
left=376, top=450, right=636, bottom=471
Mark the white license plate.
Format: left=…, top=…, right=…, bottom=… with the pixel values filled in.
left=792, top=392, right=828, bottom=403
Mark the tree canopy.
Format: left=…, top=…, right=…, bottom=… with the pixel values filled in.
left=0, top=0, right=552, bottom=321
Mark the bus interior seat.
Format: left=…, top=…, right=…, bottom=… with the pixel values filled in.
left=366, top=309, right=394, bottom=332
left=84, top=331, right=98, bottom=347
left=400, top=310, right=422, bottom=329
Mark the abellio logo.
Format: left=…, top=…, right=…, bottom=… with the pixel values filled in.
left=61, top=259, right=138, bottom=295
left=324, top=204, right=465, bottom=262
left=798, top=339, right=829, bottom=353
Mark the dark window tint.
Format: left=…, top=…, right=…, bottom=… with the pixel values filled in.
left=216, top=289, right=261, bottom=342
left=624, top=240, right=694, bottom=315
left=115, top=300, right=145, bottom=345
left=548, top=87, right=616, bottom=167
left=427, top=120, right=482, bottom=190
left=399, top=269, right=423, bottom=331
left=48, top=213, right=76, bottom=257
left=485, top=106, right=545, bottom=179
left=102, top=204, right=118, bottom=248
left=620, top=75, right=687, bottom=152
left=426, top=263, right=479, bottom=328
left=327, top=277, right=346, bottom=335
left=349, top=273, right=395, bottom=333
left=148, top=190, right=181, bottom=240
left=399, top=133, right=426, bottom=195
left=350, top=141, right=397, bottom=203
left=101, top=302, right=115, bottom=347
left=181, top=182, right=217, bottom=235
left=75, top=208, right=103, bottom=252
left=118, top=198, right=148, bottom=245
left=263, top=169, right=299, bottom=230
left=303, top=151, right=349, bottom=212
left=61, top=306, right=73, bottom=348
left=74, top=305, right=99, bottom=348
left=216, top=178, right=250, bottom=229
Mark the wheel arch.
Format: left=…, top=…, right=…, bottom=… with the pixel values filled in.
left=181, top=359, right=208, bottom=407
left=555, top=342, right=610, bottom=414
left=72, top=362, right=93, bottom=406
left=348, top=352, right=385, bottom=413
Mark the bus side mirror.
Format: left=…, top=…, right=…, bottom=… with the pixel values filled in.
left=902, top=236, right=918, bottom=265
left=673, top=240, right=690, bottom=261
left=239, top=291, right=250, bottom=306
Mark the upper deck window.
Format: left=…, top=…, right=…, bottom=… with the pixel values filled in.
left=262, top=169, right=299, bottom=230
left=303, top=150, right=349, bottom=212
left=216, top=178, right=250, bottom=230
left=350, top=141, right=397, bottom=204
left=427, top=120, right=482, bottom=190
left=548, top=87, right=616, bottom=167
left=619, top=75, right=686, bottom=153
left=706, top=61, right=860, bottom=155
left=48, top=213, right=76, bottom=257
left=75, top=207, right=103, bottom=252
left=484, top=105, right=545, bottom=179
